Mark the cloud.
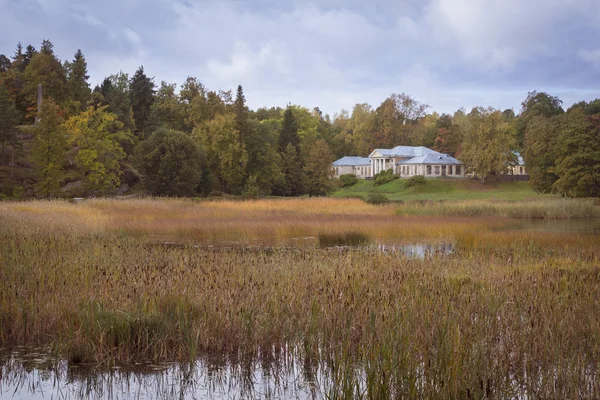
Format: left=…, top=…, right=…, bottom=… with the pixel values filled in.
left=0, top=0, right=599, bottom=114
left=579, top=49, right=600, bottom=67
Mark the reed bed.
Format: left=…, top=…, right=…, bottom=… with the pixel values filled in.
left=0, top=198, right=510, bottom=242
left=1, top=199, right=600, bottom=398
left=397, top=197, right=600, bottom=219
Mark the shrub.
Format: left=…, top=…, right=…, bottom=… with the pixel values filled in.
left=366, top=193, right=388, bottom=205
left=405, top=175, right=427, bottom=187
left=339, top=174, right=358, bottom=187
left=374, top=169, right=398, bottom=186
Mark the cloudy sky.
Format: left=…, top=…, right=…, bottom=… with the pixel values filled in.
left=2, top=0, right=600, bottom=115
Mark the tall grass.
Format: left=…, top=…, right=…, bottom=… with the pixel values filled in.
left=397, top=198, right=600, bottom=219
left=1, top=199, right=600, bottom=398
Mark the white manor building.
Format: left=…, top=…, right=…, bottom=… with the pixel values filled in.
left=333, top=146, right=465, bottom=179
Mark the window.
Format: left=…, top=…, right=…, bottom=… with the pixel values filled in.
left=426, top=166, right=432, bottom=175
left=520, top=167, right=524, bottom=175
left=448, top=166, right=452, bottom=175
left=456, top=166, right=461, bottom=175
left=434, top=166, right=440, bottom=175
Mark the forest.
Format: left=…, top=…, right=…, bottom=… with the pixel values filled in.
left=0, top=40, right=599, bottom=199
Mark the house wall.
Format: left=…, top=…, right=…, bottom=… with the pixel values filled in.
left=398, top=164, right=465, bottom=178
left=509, top=165, right=527, bottom=175
left=333, top=166, right=354, bottom=177
left=353, top=166, right=371, bottom=178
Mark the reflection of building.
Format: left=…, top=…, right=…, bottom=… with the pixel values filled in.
left=332, top=146, right=465, bottom=179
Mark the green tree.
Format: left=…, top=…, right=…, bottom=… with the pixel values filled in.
left=552, top=111, right=600, bottom=197
left=234, top=85, right=250, bottom=142
left=278, top=107, right=300, bottom=154
left=64, top=106, right=132, bottom=191
left=274, top=143, right=304, bottom=196
left=303, top=139, right=334, bottom=196
left=516, top=91, right=563, bottom=149
left=523, top=115, right=559, bottom=193
left=145, top=81, right=186, bottom=136
left=129, top=66, right=155, bottom=137
left=96, top=73, right=135, bottom=133
left=22, top=40, right=68, bottom=118
left=66, top=49, right=91, bottom=111
left=245, top=119, right=283, bottom=196
left=193, top=113, right=248, bottom=194
left=31, top=99, right=66, bottom=197
left=135, top=128, right=207, bottom=196
left=0, top=84, right=21, bottom=165
left=460, top=107, right=516, bottom=182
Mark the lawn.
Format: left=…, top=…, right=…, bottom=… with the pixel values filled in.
left=331, top=178, right=551, bottom=201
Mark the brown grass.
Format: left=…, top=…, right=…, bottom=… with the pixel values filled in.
left=1, top=198, right=599, bottom=398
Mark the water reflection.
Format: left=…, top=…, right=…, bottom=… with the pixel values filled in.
left=0, top=349, right=322, bottom=400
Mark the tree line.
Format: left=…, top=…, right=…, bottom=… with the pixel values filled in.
left=0, top=40, right=598, bottom=198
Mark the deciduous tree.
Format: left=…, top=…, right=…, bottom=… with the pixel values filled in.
left=552, top=111, right=600, bottom=197
left=460, top=107, right=516, bottom=182
left=304, top=139, right=334, bottom=196
left=64, top=106, right=132, bottom=191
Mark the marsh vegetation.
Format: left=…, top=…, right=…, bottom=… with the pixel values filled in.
left=1, top=198, right=599, bottom=399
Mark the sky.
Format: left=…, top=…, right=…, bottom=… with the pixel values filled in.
left=2, top=0, right=600, bottom=116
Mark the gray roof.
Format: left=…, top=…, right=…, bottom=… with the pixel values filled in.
left=372, top=146, right=440, bottom=158
left=397, top=153, right=463, bottom=165
left=332, top=156, right=371, bottom=167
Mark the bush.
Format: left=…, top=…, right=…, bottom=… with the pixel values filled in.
left=366, top=193, right=388, bottom=205
left=339, top=174, right=358, bottom=187
left=374, top=169, right=398, bottom=186
left=405, top=175, right=427, bottom=187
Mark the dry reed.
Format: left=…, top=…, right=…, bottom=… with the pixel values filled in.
left=0, top=198, right=599, bottom=398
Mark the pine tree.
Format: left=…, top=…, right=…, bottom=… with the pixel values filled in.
left=31, top=99, right=66, bottom=198
left=129, top=66, right=156, bottom=137
left=67, top=49, right=91, bottom=110
left=278, top=107, right=300, bottom=154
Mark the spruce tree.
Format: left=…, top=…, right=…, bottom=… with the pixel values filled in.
left=277, top=143, right=304, bottom=196
left=31, top=99, right=66, bottom=198
left=24, top=45, right=37, bottom=68
left=129, top=66, right=156, bottom=137
left=278, top=107, right=300, bottom=154
left=67, top=49, right=91, bottom=110
left=234, top=85, right=249, bottom=142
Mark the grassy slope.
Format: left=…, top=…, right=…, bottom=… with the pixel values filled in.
left=331, top=179, right=552, bottom=201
